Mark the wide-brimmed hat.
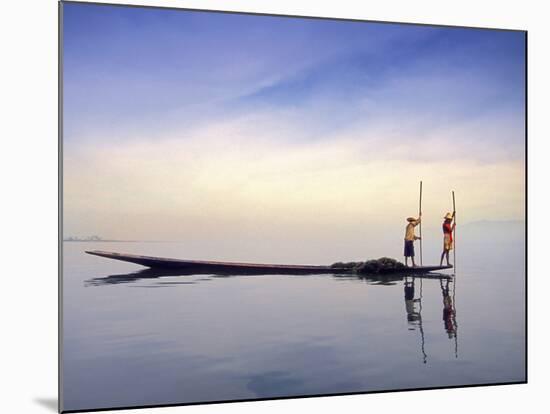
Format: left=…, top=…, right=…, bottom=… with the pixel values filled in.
left=407, top=217, right=416, bottom=222
left=444, top=212, right=453, bottom=220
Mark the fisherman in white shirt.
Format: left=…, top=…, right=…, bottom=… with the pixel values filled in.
left=404, top=214, right=421, bottom=267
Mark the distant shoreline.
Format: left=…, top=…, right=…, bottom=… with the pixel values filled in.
left=63, top=240, right=138, bottom=243
left=63, top=239, right=174, bottom=243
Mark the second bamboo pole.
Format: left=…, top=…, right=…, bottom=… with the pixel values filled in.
left=452, top=190, right=456, bottom=269
left=419, top=181, right=423, bottom=266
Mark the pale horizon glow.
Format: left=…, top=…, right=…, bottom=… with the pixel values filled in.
left=63, top=3, right=525, bottom=260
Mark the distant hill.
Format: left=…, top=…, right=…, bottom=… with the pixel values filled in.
left=457, top=220, right=525, bottom=242
left=63, top=236, right=138, bottom=242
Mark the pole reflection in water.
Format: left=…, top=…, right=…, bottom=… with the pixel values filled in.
left=452, top=274, right=459, bottom=358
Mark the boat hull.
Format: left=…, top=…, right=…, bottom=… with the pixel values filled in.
left=85, top=250, right=453, bottom=275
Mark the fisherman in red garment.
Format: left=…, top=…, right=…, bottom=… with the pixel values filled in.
left=439, top=211, right=456, bottom=266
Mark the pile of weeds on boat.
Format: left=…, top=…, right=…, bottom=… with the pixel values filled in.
left=330, top=257, right=406, bottom=274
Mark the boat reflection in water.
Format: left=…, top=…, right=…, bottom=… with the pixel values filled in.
left=85, top=268, right=459, bottom=361
left=86, top=267, right=453, bottom=287
left=84, top=268, right=210, bottom=286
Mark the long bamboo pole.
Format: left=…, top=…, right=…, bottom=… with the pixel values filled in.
left=419, top=181, right=423, bottom=266
left=452, top=191, right=456, bottom=269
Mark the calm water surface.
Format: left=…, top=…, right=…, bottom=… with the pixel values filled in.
left=62, top=235, right=525, bottom=411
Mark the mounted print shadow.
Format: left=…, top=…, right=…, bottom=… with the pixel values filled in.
left=60, top=1, right=527, bottom=412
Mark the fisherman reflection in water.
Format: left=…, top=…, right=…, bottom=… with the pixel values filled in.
left=404, top=277, right=427, bottom=363
left=404, top=214, right=421, bottom=267
left=440, top=279, right=457, bottom=338
left=404, top=278, right=421, bottom=326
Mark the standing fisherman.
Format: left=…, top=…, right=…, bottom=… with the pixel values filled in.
left=404, top=214, right=422, bottom=267
left=440, top=211, right=456, bottom=266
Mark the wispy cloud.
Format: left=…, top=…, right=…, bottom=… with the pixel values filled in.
left=64, top=110, right=524, bottom=241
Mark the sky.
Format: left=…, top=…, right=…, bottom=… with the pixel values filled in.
left=62, top=2, right=525, bottom=259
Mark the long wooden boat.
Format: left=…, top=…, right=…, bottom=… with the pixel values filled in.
left=85, top=250, right=452, bottom=275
